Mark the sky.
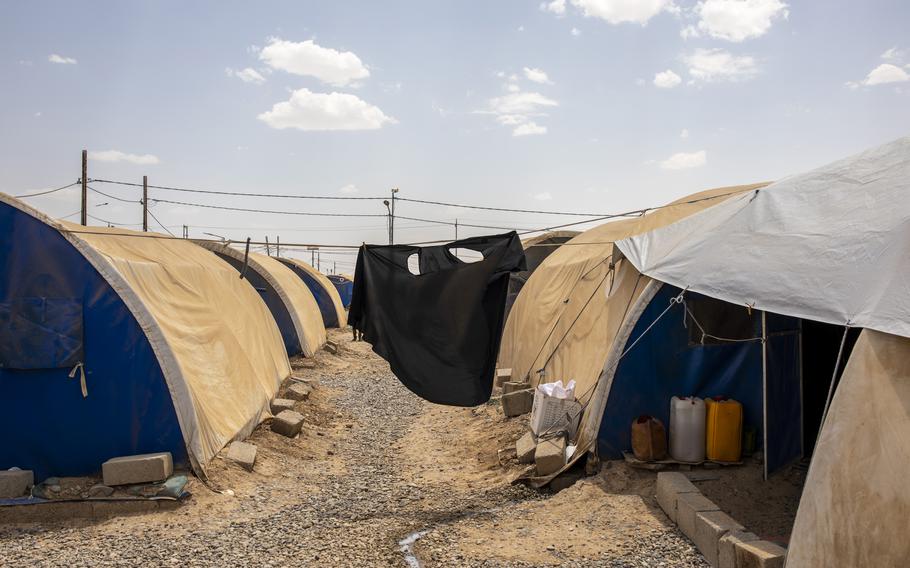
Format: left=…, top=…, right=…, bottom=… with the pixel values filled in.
left=2, top=0, right=909, bottom=273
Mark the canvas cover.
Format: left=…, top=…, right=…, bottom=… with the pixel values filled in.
left=497, top=183, right=767, bottom=468
left=786, top=329, right=910, bottom=567
left=194, top=241, right=327, bottom=356
left=280, top=257, right=348, bottom=327
left=616, top=137, right=910, bottom=340
left=1, top=194, right=291, bottom=474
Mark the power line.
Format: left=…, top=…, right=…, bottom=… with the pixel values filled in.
left=90, top=178, right=387, bottom=200
left=148, top=196, right=387, bottom=218
left=147, top=208, right=177, bottom=237
left=88, top=186, right=140, bottom=204
left=396, top=196, right=638, bottom=217
left=12, top=181, right=81, bottom=199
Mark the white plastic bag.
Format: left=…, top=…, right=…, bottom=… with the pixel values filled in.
left=537, top=379, right=576, bottom=400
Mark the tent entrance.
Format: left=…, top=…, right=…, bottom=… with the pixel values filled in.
left=761, top=314, right=859, bottom=479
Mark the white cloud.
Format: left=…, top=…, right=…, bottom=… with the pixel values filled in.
left=680, top=128, right=689, bottom=138
left=338, top=184, right=359, bottom=194
left=89, top=150, right=160, bottom=165
left=225, top=67, right=266, bottom=84
left=660, top=150, right=706, bottom=170
left=571, top=27, right=582, bottom=36
left=496, top=114, right=528, bottom=126
left=857, top=63, right=910, bottom=86
left=507, top=83, right=521, bottom=93
left=523, top=67, right=553, bottom=85
left=513, top=122, right=548, bottom=136
left=684, top=48, right=758, bottom=82
left=488, top=92, right=558, bottom=115
left=258, top=38, right=370, bottom=87
left=653, top=69, right=682, bottom=88
left=258, top=88, right=396, bottom=131
left=533, top=191, right=553, bottom=200
left=541, top=0, right=567, bottom=16
left=881, top=47, right=902, bottom=60
left=570, top=0, right=671, bottom=25
left=48, top=54, right=77, bottom=65
left=694, top=0, right=788, bottom=42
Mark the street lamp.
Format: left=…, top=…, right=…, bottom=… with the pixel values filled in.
left=383, top=200, right=392, bottom=245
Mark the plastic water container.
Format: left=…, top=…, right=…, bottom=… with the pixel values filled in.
left=670, top=396, right=706, bottom=462
left=705, top=397, right=743, bottom=462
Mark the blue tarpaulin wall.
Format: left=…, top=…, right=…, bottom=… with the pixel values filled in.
left=327, top=275, right=353, bottom=309
left=212, top=252, right=302, bottom=357
left=597, top=284, right=766, bottom=459
left=280, top=260, right=340, bottom=327
left=0, top=202, right=187, bottom=481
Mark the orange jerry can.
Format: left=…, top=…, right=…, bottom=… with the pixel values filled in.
left=705, top=397, right=743, bottom=462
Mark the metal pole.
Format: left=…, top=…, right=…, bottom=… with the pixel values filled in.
left=317, top=251, right=321, bottom=272
left=334, top=261, right=337, bottom=274
left=311, top=249, right=315, bottom=265
left=265, top=236, right=270, bottom=256
left=80, top=150, right=87, bottom=226
left=276, top=236, right=280, bottom=257
left=142, top=175, right=148, bottom=232
left=455, top=219, right=459, bottom=258
left=390, top=188, right=398, bottom=245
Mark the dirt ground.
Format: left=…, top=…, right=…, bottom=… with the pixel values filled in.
left=0, top=328, right=800, bottom=566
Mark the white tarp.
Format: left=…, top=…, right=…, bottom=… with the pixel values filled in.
left=615, top=137, right=910, bottom=339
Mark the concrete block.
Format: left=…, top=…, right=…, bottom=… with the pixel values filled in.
left=656, top=472, right=700, bottom=523
left=0, top=469, right=34, bottom=498
left=285, top=383, right=311, bottom=401
left=501, top=388, right=533, bottom=417
left=676, top=492, right=719, bottom=542
left=226, top=441, right=257, bottom=472
left=695, top=510, right=744, bottom=567
left=271, top=410, right=304, bottom=437
left=502, top=381, right=529, bottom=394
left=719, top=530, right=759, bottom=568
left=494, top=368, right=512, bottom=387
left=734, top=540, right=786, bottom=568
left=102, top=452, right=173, bottom=486
left=516, top=432, right=537, bottom=464
left=270, top=398, right=296, bottom=414
left=534, top=436, right=566, bottom=476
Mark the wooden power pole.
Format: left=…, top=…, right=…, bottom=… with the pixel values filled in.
left=142, top=175, right=148, bottom=231
left=80, top=150, right=87, bottom=226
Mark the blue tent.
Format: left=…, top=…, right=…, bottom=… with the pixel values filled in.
left=0, top=195, right=290, bottom=481
left=327, top=274, right=353, bottom=308
left=278, top=258, right=347, bottom=328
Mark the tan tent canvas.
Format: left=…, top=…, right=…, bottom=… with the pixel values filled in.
left=279, top=257, right=348, bottom=328
left=194, top=241, right=327, bottom=357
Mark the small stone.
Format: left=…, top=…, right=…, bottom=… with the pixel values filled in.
left=286, top=383, right=311, bottom=401
left=88, top=484, right=115, bottom=498
left=271, top=410, right=305, bottom=437
left=226, top=441, right=258, bottom=472
left=270, top=398, right=296, bottom=414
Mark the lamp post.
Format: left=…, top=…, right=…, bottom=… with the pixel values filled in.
left=383, top=200, right=392, bottom=245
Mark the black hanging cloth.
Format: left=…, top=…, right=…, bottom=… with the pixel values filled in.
left=349, top=231, right=527, bottom=406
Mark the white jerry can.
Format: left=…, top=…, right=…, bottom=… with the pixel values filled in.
left=669, top=396, right=706, bottom=463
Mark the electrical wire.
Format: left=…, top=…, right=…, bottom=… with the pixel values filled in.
left=147, top=208, right=177, bottom=237
left=90, top=178, right=387, bottom=200
left=12, top=181, right=81, bottom=199
left=148, top=196, right=387, bottom=218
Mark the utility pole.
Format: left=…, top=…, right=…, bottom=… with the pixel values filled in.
left=142, top=175, right=148, bottom=232
left=265, top=236, right=270, bottom=256
left=276, top=236, right=280, bottom=258
left=317, top=250, right=321, bottom=272
left=182, top=225, right=188, bottom=239
left=455, top=219, right=459, bottom=258
left=390, top=187, right=399, bottom=245
left=80, top=150, right=87, bottom=226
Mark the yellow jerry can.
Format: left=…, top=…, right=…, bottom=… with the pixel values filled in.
left=705, top=397, right=743, bottom=462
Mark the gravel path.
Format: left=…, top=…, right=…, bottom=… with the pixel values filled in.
left=0, top=333, right=706, bottom=567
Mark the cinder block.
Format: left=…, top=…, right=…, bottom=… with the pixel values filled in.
left=102, top=453, right=173, bottom=486
left=719, top=530, right=759, bottom=568
left=0, top=469, right=34, bottom=498
left=494, top=368, right=513, bottom=388
left=734, top=540, right=786, bottom=568
left=676, top=492, right=719, bottom=541
left=502, top=381, right=529, bottom=394
left=285, top=383, right=311, bottom=401
left=270, top=398, right=296, bottom=414
left=226, top=441, right=257, bottom=472
left=516, top=432, right=537, bottom=464
left=324, top=341, right=339, bottom=354
left=271, top=410, right=304, bottom=437
left=534, top=436, right=566, bottom=476
left=695, top=510, right=744, bottom=567
left=502, top=388, right=533, bottom=417
left=656, top=472, right=700, bottom=523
